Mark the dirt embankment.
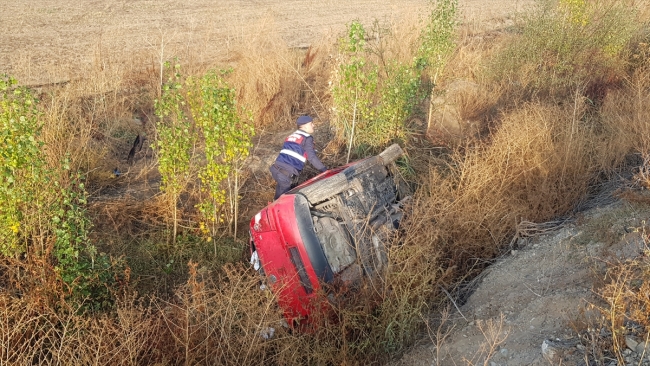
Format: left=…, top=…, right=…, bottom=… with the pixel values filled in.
left=394, top=192, right=650, bottom=366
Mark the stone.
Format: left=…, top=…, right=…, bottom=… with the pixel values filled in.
left=260, top=327, right=275, bottom=339
left=627, top=336, right=640, bottom=351
left=542, top=339, right=578, bottom=364
left=542, top=339, right=560, bottom=363
left=636, top=341, right=650, bottom=355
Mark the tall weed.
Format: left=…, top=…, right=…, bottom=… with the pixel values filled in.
left=417, top=101, right=601, bottom=270
left=489, top=0, right=640, bottom=102
left=601, top=40, right=650, bottom=156
left=225, top=17, right=304, bottom=128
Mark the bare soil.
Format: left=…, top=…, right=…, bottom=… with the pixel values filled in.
left=392, top=193, right=650, bottom=366
left=0, top=0, right=534, bottom=86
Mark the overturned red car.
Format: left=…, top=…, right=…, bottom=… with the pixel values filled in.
left=249, top=144, right=408, bottom=327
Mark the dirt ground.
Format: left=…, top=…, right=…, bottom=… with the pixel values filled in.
left=0, top=0, right=535, bottom=86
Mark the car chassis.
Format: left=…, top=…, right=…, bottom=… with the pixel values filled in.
left=249, top=144, right=408, bottom=326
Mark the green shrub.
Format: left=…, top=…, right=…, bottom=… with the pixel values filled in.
left=489, top=0, right=640, bottom=101
left=154, top=62, right=194, bottom=245
left=0, top=75, right=118, bottom=310
left=0, top=75, right=42, bottom=255
left=331, top=0, right=457, bottom=156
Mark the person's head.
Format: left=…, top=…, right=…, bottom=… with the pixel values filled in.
left=296, top=115, right=314, bottom=134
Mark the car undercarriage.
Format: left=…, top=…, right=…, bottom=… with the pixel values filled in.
left=249, top=144, right=409, bottom=325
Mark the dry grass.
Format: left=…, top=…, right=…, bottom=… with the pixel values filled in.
left=601, top=40, right=650, bottom=156
left=2, top=0, right=650, bottom=364
left=224, top=17, right=305, bottom=129
left=585, top=240, right=650, bottom=365
left=0, top=263, right=288, bottom=365
left=375, top=7, right=430, bottom=66
left=413, top=100, right=599, bottom=272
left=461, top=315, right=510, bottom=366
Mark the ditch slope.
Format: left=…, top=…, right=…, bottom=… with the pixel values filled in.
left=394, top=193, right=650, bottom=366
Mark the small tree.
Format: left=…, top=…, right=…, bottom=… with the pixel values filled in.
left=331, top=21, right=379, bottom=161
left=0, top=75, right=43, bottom=255
left=188, top=69, right=254, bottom=249
left=154, top=63, right=193, bottom=245
left=0, top=75, right=115, bottom=309
left=415, top=0, right=458, bottom=76
left=416, top=0, right=458, bottom=134
left=331, top=0, right=457, bottom=157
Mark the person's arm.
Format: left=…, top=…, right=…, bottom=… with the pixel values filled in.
left=303, top=136, right=327, bottom=172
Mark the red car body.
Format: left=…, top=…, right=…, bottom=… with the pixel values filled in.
left=249, top=144, right=406, bottom=326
